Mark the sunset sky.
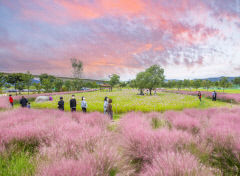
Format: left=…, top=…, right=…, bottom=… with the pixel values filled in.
left=0, top=0, right=240, bottom=80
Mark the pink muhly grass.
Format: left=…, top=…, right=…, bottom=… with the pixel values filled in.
left=140, top=151, right=214, bottom=176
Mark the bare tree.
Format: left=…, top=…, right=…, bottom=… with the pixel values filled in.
left=71, top=58, right=83, bottom=79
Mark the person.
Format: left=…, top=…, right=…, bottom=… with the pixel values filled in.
left=197, top=91, right=202, bottom=102
left=27, top=102, right=31, bottom=109
left=58, top=97, right=64, bottom=111
left=49, top=96, right=53, bottom=101
left=104, top=97, right=108, bottom=114
left=9, top=94, right=13, bottom=107
left=212, top=91, right=217, bottom=101
left=70, top=95, right=77, bottom=112
left=81, top=96, right=87, bottom=113
left=154, top=90, right=157, bottom=96
left=214, top=91, right=217, bottom=101
left=20, top=96, right=28, bottom=108
left=107, top=99, right=113, bottom=120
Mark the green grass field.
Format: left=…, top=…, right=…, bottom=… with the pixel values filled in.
left=31, top=89, right=232, bottom=114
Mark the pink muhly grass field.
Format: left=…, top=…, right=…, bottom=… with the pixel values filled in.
left=1, top=107, right=240, bottom=175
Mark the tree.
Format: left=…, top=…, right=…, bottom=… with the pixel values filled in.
left=219, top=77, right=229, bottom=93
left=183, top=79, right=190, bottom=89
left=201, top=80, right=212, bottom=91
left=33, top=83, right=42, bottom=93
left=176, top=80, right=183, bottom=90
left=73, top=79, right=83, bottom=90
left=135, top=65, right=165, bottom=95
left=136, top=72, right=146, bottom=95
left=23, top=71, right=33, bottom=95
left=192, top=79, right=201, bottom=91
left=0, top=73, right=6, bottom=92
left=233, top=77, right=240, bottom=87
left=144, top=65, right=165, bottom=95
left=64, top=80, right=73, bottom=91
left=109, top=74, right=120, bottom=91
left=39, top=74, right=56, bottom=92
left=71, top=58, right=83, bottom=79
left=129, top=79, right=137, bottom=89
left=6, top=73, right=25, bottom=95
left=54, top=79, right=64, bottom=92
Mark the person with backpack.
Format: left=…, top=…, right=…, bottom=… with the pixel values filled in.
left=9, top=94, right=13, bottom=107
left=58, top=97, right=64, bottom=111
left=107, top=99, right=113, bottom=120
left=197, top=91, right=202, bottom=102
left=20, top=96, right=28, bottom=108
left=104, top=97, right=108, bottom=114
left=81, top=96, right=87, bottom=113
left=70, top=95, right=77, bottom=112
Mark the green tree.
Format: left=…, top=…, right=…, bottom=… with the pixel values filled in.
left=136, top=72, right=146, bottom=95
left=0, top=73, right=6, bottom=92
left=54, top=79, right=64, bottom=92
left=129, top=79, right=137, bottom=89
left=135, top=65, right=165, bottom=95
left=219, top=77, right=229, bottom=93
left=144, top=65, right=165, bottom=95
left=64, top=80, right=73, bottom=91
left=192, top=79, right=201, bottom=91
left=176, top=80, right=183, bottom=90
left=201, top=80, right=212, bottom=91
left=33, top=83, right=42, bottom=93
left=6, top=73, right=25, bottom=95
left=233, top=77, right=240, bottom=87
left=39, top=74, right=56, bottom=92
left=23, top=71, right=33, bottom=95
left=183, top=79, right=190, bottom=89
left=109, top=74, right=120, bottom=91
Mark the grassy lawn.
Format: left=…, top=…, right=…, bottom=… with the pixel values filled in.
left=30, top=89, right=231, bottom=114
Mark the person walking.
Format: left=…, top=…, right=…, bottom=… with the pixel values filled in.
left=58, top=97, right=64, bottom=111
left=20, top=96, right=28, bottom=108
left=107, top=99, right=113, bottom=120
left=197, top=91, right=202, bottom=102
left=70, top=95, right=77, bottom=112
left=104, top=97, right=108, bottom=114
left=9, top=94, right=13, bottom=107
left=81, top=96, right=87, bottom=113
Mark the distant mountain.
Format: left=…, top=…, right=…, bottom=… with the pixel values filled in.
left=166, top=76, right=239, bottom=82
left=199, top=76, right=237, bottom=82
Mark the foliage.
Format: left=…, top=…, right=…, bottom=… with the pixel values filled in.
left=109, top=74, right=120, bottom=88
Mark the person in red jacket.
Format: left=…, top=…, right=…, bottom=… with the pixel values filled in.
left=9, top=95, right=13, bottom=107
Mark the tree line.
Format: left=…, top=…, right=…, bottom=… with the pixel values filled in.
left=0, top=72, right=99, bottom=95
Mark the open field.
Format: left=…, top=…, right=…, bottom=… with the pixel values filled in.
left=1, top=108, right=240, bottom=175
left=30, top=89, right=232, bottom=114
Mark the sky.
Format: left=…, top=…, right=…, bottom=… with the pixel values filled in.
left=0, top=0, right=240, bottom=81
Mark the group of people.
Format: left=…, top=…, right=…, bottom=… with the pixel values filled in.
left=9, top=95, right=31, bottom=108
left=197, top=91, right=217, bottom=102
left=58, top=95, right=113, bottom=119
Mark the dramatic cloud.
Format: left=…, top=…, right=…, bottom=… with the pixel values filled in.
left=0, top=0, right=240, bottom=80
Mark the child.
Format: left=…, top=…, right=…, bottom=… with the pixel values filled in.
left=27, top=102, right=31, bottom=109
left=81, top=96, right=87, bottom=113
left=9, top=94, right=13, bottom=107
